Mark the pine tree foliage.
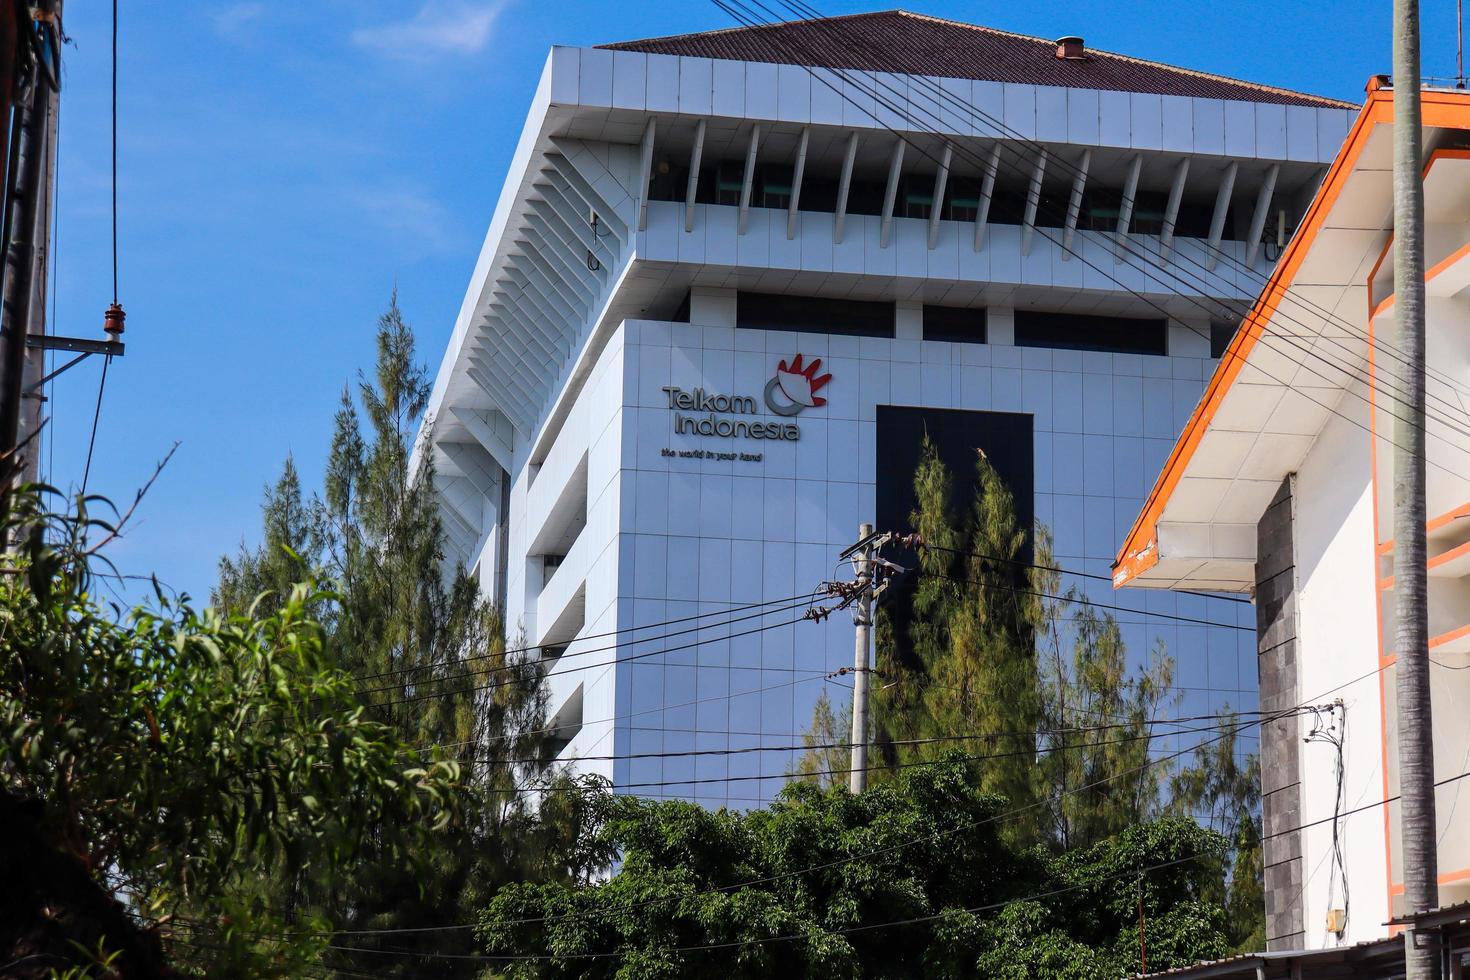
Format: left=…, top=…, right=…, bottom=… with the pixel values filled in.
left=808, top=434, right=1251, bottom=869
left=870, top=436, right=1044, bottom=836
left=214, top=296, right=605, bottom=977
left=1170, top=720, right=1264, bottom=951
left=789, top=690, right=852, bottom=790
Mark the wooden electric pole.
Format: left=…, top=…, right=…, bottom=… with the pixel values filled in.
left=1391, top=0, right=1440, bottom=976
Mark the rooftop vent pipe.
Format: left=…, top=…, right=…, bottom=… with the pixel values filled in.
left=1055, top=36, right=1086, bottom=60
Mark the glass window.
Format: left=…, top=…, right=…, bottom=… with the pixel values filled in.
left=1014, top=310, right=1168, bottom=356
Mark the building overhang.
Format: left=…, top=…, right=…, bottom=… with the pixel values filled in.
left=1113, top=85, right=1470, bottom=592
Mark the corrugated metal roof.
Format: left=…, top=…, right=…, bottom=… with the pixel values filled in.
left=599, top=10, right=1356, bottom=110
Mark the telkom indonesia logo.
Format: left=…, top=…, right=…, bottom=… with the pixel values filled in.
left=764, top=354, right=831, bottom=417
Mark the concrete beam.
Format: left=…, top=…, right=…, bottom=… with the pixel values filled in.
left=833, top=131, right=859, bottom=244
left=787, top=126, right=809, bottom=241
left=1061, top=148, right=1090, bottom=259
left=1021, top=148, right=1049, bottom=256
left=737, top=123, right=761, bottom=235
left=1114, top=153, right=1143, bottom=259
left=926, top=142, right=952, bottom=250
left=685, top=118, right=706, bottom=233
left=1160, top=157, right=1190, bottom=262
left=449, top=407, right=516, bottom=474
left=1244, top=163, right=1281, bottom=268
left=974, top=143, right=1001, bottom=252
left=1206, top=160, right=1240, bottom=272
left=637, top=116, right=655, bottom=232
left=879, top=138, right=905, bottom=248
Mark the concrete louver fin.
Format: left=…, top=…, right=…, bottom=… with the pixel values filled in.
left=1244, top=163, right=1280, bottom=269
left=510, top=244, right=590, bottom=314
left=489, top=295, right=567, bottom=358
left=535, top=176, right=622, bottom=269
left=974, top=143, right=1001, bottom=252
left=552, top=137, right=641, bottom=217
left=686, top=119, right=706, bottom=233
left=637, top=117, right=656, bottom=232
left=927, top=142, right=952, bottom=250
left=471, top=319, right=550, bottom=388
left=487, top=298, right=561, bottom=361
left=466, top=351, right=540, bottom=417
left=737, top=124, right=761, bottom=236
left=544, top=146, right=631, bottom=243
left=448, top=406, right=515, bottom=474
left=833, top=131, right=859, bottom=244
left=516, top=227, right=597, bottom=306
left=1160, top=157, right=1190, bottom=262
left=467, top=329, right=548, bottom=394
left=1205, top=160, right=1239, bottom=273
left=523, top=211, right=607, bottom=290
left=788, top=127, right=809, bottom=241
left=438, top=441, right=501, bottom=498
left=504, top=256, right=579, bottom=324
left=1021, top=148, right=1048, bottom=257
left=436, top=489, right=480, bottom=553
left=1061, top=148, right=1090, bottom=259
left=1114, top=153, right=1143, bottom=259
left=464, top=362, right=534, bottom=434
left=879, top=139, right=905, bottom=248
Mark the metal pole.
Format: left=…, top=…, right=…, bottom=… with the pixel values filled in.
left=848, top=521, right=873, bottom=794
left=1392, top=1, right=1440, bottom=976
left=0, top=60, right=47, bottom=479
left=19, top=55, right=57, bottom=487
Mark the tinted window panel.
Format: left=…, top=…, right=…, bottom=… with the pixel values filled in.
left=1013, top=310, right=1167, bottom=356
left=736, top=292, right=895, bottom=337
left=923, top=305, right=987, bottom=344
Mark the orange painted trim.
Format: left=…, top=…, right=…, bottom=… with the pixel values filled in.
left=1111, top=90, right=1392, bottom=587
left=1387, top=867, right=1470, bottom=894
left=1378, top=501, right=1470, bottom=554
left=1429, top=623, right=1470, bottom=650
left=1369, top=231, right=1470, bottom=319
left=1427, top=538, right=1470, bottom=573
left=1114, top=90, right=1470, bottom=588
left=1364, top=146, right=1470, bottom=314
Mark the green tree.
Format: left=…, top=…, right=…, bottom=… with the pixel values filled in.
left=214, top=296, right=598, bottom=977
left=0, top=489, right=462, bottom=978
left=871, top=439, right=1043, bottom=832
left=1171, top=719, right=1264, bottom=951
left=789, top=689, right=852, bottom=790
left=1033, top=527, right=1177, bottom=852
left=478, top=759, right=1231, bottom=979
left=822, top=438, right=1183, bottom=853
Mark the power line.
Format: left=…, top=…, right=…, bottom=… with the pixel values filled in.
left=711, top=0, right=1470, bottom=486
left=914, top=567, right=1253, bottom=631
left=348, top=586, right=824, bottom=688
left=771, top=0, right=1470, bottom=416
left=915, top=541, right=1251, bottom=605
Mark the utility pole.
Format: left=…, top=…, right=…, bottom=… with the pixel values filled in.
left=18, top=27, right=59, bottom=486
left=0, top=29, right=50, bottom=479
left=1392, top=0, right=1440, bottom=975
left=848, top=522, right=874, bottom=794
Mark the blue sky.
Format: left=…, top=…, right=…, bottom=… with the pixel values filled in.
left=44, top=0, right=1429, bottom=602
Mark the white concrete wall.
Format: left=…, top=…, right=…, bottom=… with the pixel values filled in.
left=588, top=311, right=1253, bottom=808
left=549, top=46, right=1354, bottom=165
left=1292, top=381, right=1388, bottom=948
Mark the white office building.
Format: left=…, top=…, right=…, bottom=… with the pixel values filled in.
left=423, top=10, right=1356, bottom=809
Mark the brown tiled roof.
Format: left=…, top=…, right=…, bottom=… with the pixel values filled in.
left=599, top=10, right=1355, bottom=109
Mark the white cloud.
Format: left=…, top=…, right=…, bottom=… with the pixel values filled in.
left=210, top=3, right=266, bottom=40
left=351, top=1, right=507, bottom=58
left=345, top=182, right=461, bottom=255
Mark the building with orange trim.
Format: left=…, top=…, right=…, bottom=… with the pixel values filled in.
left=1115, top=82, right=1470, bottom=953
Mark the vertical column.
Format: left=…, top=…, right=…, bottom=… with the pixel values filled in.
left=1256, top=476, right=1305, bottom=951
